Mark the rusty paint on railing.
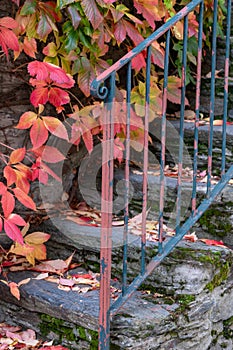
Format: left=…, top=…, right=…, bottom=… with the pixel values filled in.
left=90, top=0, right=232, bottom=348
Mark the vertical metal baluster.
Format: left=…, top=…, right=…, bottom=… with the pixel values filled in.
left=176, top=16, right=188, bottom=233
left=159, top=30, right=170, bottom=254
left=122, top=62, right=132, bottom=295
left=192, top=0, right=204, bottom=215
left=207, top=0, right=218, bottom=196
left=221, top=0, right=231, bottom=177
left=141, top=46, right=151, bottom=275
left=99, top=73, right=115, bottom=350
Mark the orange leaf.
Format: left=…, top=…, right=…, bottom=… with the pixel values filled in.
left=9, top=243, right=35, bottom=257
left=13, top=188, right=36, bottom=211
left=8, top=282, right=20, bottom=300
left=23, top=37, right=37, bottom=58
left=9, top=147, right=26, bottom=164
left=4, top=165, right=17, bottom=186
left=15, top=111, right=37, bottom=129
left=30, top=118, right=48, bottom=149
left=1, top=190, right=15, bottom=217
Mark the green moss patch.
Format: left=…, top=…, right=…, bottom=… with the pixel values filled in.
left=39, top=314, right=98, bottom=349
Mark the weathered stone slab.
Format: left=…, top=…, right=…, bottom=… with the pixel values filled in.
left=0, top=241, right=232, bottom=349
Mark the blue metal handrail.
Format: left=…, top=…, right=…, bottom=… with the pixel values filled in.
left=90, top=0, right=232, bottom=348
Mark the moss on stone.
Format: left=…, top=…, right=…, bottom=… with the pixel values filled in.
left=39, top=313, right=99, bottom=348
left=199, top=203, right=233, bottom=238
left=205, top=262, right=230, bottom=292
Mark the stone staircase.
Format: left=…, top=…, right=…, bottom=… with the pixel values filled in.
left=0, top=217, right=233, bottom=349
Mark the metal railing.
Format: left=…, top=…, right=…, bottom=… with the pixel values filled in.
left=90, top=0, right=233, bottom=348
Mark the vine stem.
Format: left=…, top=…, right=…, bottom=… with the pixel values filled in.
left=67, top=90, right=85, bottom=108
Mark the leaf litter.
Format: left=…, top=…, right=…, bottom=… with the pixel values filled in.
left=0, top=322, right=68, bottom=349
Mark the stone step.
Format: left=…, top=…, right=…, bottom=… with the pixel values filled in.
left=0, top=238, right=233, bottom=349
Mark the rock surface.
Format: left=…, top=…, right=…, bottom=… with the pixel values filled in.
left=0, top=225, right=233, bottom=349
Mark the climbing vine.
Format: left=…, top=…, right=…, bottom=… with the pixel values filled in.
left=0, top=0, right=225, bottom=256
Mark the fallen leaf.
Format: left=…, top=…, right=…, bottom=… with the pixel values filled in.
left=33, top=272, right=49, bottom=280
left=18, top=277, right=31, bottom=287
left=199, top=239, right=228, bottom=248
left=8, top=282, right=20, bottom=300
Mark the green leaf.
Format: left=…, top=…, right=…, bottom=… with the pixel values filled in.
left=64, top=29, right=79, bottom=51
left=71, top=58, right=81, bottom=75
left=20, top=0, right=37, bottom=15
left=78, top=28, right=92, bottom=50
left=44, top=56, right=60, bottom=66
left=56, top=0, right=76, bottom=10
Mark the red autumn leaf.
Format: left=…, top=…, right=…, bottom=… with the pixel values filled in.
left=0, top=217, right=2, bottom=232
left=30, top=118, right=49, bottom=149
left=0, top=17, right=19, bottom=57
left=151, top=41, right=165, bottom=69
left=42, top=116, right=69, bottom=140
left=1, top=191, right=15, bottom=218
left=199, top=239, right=228, bottom=248
left=66, top=215, right=98, bottom=227
left=0, top=182, right=7, bottom=195
left=29, top=78, right=73, bottom=107
left=114, top=19, right=127, bottom=44
left=28, top=61, right=50, bottom=81
left=0, top=17, right=19, bottom=30
left=48, top=87, right=71, bottom=107
left=39, top=146, right=66, bottom=163
left=0, top=17, right=19, bottom=56
left=15, top=111, right=38, bottom=129
left=8, top=282, right=20, bottom=300
left=133, top=0, right=159, bottom=29
left=28, top=61, right=74, bottom=85
left=39, top=346, right=69, bottom=350
left=81, top=0, right=103, bottom=30
left=132, top=52, right=146, bottom=71
left=13, top=188, right=36, bottom=211
left=7, top=213, right=27, bottom=226
left=4, top=219, right=24, bottom=245
left=9, top=147, right=26, bottom=164
left=125, top=20, right=144, bottom=46
left=4, top=166, right=17, bottom=186
left=29, top=80, right=50, bottom=107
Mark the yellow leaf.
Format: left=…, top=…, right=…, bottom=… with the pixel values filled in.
left=24, top=232, right=50, bottom=245
left=21, top=222, right=30, bottom=237
left=26, top=244, right=47, bottom=265
left=9, top=243, right=35, bottom=257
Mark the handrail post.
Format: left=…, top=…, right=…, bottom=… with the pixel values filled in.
left=98, top=74, right=115, bottom=350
